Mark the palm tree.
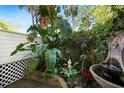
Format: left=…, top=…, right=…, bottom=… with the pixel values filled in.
left=18, top=5, right=36, bottom=25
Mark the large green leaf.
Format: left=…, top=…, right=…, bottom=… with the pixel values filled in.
left=44, top=48, right=57, bottom=74
left=35, top=44, right=48, bottom=56
left=47, top=35, right=56, bottom=42
left=55, top=48, right=63, bottom=59
left=11, top=42, right=29, bottom=56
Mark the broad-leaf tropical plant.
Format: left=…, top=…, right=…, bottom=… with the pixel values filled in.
left=11, top=5, right=72, bottom=74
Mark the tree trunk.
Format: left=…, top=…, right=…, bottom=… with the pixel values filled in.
left=31, top=11, right=35, bottom=25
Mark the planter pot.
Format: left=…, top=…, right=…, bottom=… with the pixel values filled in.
left=90, top=64, right=123, bottom=88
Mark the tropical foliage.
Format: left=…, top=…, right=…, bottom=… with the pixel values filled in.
left=11, top=5, right=72, bottom=74
left=11, top=5, right=124, bottom=87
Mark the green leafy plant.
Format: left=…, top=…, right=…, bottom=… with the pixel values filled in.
left=60, top=68, right=77, bottom=81
left=80, top=54, right=87, bottom=70
left=60, top=59, right=78, bottom=81
left=11, top=39, right=63, bottom=74
left=11, top=5, right=72, bottom=74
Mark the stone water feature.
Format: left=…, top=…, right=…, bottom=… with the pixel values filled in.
left=90, top=33, right=124, bottom=88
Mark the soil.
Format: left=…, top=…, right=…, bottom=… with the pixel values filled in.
left=66, top=74, right=101, bottom=88
left=6, top=78, right=53, bottom=88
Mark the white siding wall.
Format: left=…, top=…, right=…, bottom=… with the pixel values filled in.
left=0, top=30, right=41, bottom=65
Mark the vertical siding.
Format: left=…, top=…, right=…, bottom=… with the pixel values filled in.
left=0, top=30, right=41, bottom=65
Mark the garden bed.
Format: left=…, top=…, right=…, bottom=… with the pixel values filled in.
left=6, top=71, right=68, bottom=88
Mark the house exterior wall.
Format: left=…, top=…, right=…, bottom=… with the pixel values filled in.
left=0, top=30, right=41, bottom=65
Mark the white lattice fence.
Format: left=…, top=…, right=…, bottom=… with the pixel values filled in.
left=0, top=58, right=32, bottom=88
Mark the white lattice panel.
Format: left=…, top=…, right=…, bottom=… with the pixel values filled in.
left=0, top=58, right=31, bottom=88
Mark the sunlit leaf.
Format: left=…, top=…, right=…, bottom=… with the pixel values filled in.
left=45, top=48, right=57, bottom=74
